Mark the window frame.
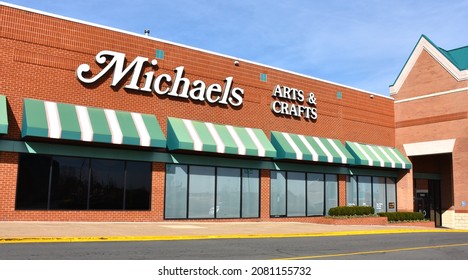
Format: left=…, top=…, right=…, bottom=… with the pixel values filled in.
left=346, top=175, right=398, bottom=212
left=164, top=164, right=261, bottom=220
left=270, top=171, right=338, bottom=217
left=15, top=154, right=152, bottom=211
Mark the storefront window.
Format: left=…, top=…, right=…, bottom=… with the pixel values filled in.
left=359, top=176, right=372, bottom=207
left=386, top=177, right=397, bottom=212
left=346, top=176, right=357, bottom=206
left=50, top=156, right=89, bottom=210
left=89, top=159, right=125, bottom=210
left=164, top=164, right=260, bottom=219
left=270, top=171, right=286, bottom=217
left=372, top=177, right=386, bottom=213
left=241, top=169, right=260, bottom=218
left=188, top=166, right=216, bottom=219
left=217, top=168, right=241, bottom=218
left=271, top=171, right=338, bottom=217
left=325, top=174, right=338, bottom=214
left=16, top=155, right=51, bottom=210
left=307, top=173, right=324, bottom=216
left=346, top=175, right=397, bottom=212
left=15, top=154, right=152, bottom=210
left=165, top=165, right=188, bottom=218
left=287, top=172, right=306, bottom=216
left=125, top=161, right=152, bottom=210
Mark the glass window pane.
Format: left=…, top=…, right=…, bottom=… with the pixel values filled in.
left=307, top=173, right=324, bottom=216
left=287, top=172, right=306, bottom=217
left=346, top=175, right=357, bottom=206
left=386, top=177, right=397, bottom=212
left=270, top=171, right=286, bottom=216
left=358, top=176, right=372, bottom=207
left=188, top=166, right=215, bottom=218
left=165, top=164, right=188, bottom=219
left=217, top=167, right=241, bottom=218
left=242, top=169, right=259, bottom=218
left=125, top=161, right=151, bottom=210
left=325, top=174, right=338, bottom=215
left=50, top=156, right=89, bottom=210
left=373, top=177, right=386, bottom=213
left=89, top=159, right=125, bottom=210
left=16, top=154, right=51, bottom=210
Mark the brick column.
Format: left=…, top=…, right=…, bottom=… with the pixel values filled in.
left=260, top=169, right=270, bottom=221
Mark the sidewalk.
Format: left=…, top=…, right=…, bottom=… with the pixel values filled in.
left=0, top=221, right=457, bottom=243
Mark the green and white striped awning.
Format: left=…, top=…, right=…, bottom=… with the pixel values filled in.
left=345, top=141, right=412, bottom=169
left=271, top=131, right=355, bottom=164
left=167, top=117, right=277, bottom=158
left=0, top=95, right=8, bottom=134
left=21, top=98, right=166, bottom=148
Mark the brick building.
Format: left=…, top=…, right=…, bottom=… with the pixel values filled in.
left=391, top=35, right=468, bottom=228
left=0, top=3, right=466, bottom=228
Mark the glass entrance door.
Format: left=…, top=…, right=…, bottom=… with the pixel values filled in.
left=414, top=179, right=441, bottom=227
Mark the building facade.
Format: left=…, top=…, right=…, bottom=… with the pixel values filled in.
left=391, top=35, right=468, bottom=228
left=0, top=4, right=466, bottom=228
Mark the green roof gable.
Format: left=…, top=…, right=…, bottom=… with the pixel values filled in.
left=442, top=46, right=468, bottom=70
left=391, top=35, right=468, bottom=87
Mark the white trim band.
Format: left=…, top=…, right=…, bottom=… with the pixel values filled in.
left=395, top=87, right=468, bottom=103
left=404, top=139, right=456, bottom=157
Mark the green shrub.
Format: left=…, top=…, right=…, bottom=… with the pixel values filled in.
left=328, top=206, right=375, bottom=216
left=377, top=212, right=425, bottom=222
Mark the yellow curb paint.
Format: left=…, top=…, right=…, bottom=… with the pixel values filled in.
left=274, top=242, right=468, bottom=260
left=1, top=228, right=467, bottom=244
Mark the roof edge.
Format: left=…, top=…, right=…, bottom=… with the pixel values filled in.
left=390, top=35, right=468, bottom=95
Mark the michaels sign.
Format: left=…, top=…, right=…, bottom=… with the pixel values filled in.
left=76, top=50, right=244, bottom=107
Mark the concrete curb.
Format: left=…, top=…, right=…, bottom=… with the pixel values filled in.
left=1, top=228, right=466, bottom=244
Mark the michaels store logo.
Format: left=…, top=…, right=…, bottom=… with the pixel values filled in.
left=76, top=50, right=244, bottom=107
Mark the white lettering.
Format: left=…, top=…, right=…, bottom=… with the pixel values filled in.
left=272, top=85, right=282, bottom=97
left=228, top=87, right=244, bottom=107
left=77, top=50, right=244, bottom=108
left=76, top=50, right=148, bottom=90
left=189, top=80, right=206, bottom=101
left=153, top=74, right=171, bottom=95
left=270, top=84, right=318, bottom=121
left=169, top=66, right=190, bottom=98
left=206, top=84, right=222, bottom=103
left=220, top=77, right=233, bottom=105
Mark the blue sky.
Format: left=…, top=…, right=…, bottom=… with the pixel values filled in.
left=3, top=0, right=468, bottom=95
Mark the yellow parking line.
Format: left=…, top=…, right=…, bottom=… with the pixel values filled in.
left=1, top=229, right=467, bottom=244
left=275, top=242, right=468, bottom=260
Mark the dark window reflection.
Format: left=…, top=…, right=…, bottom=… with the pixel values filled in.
left=50, top=157, right=89, bottom=210
left=89, top=159, right=125, bottom=210
left=16, top=154, right=51, bottom=210
left=15, top=154, right=151, bottom=211
left=125, top=161, right=151, bottom=210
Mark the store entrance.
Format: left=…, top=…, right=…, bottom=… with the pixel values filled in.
left=414, top=179, right=441, bottom=227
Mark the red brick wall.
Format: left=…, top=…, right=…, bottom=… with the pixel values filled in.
left=394, top=47, right=468, bottom=214
left=338, top=174, right=347, bottom=206
left=0, top=5, right=397, bottom=221
left=394, top=51, right=466, bottom=100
